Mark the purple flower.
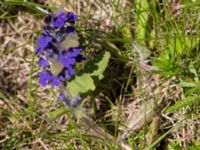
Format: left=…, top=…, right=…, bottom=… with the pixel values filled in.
left=38, top=71, right=52, bottom=86
left=53, top=12, right=68, bottom=28
left=59, top=54, right=75, bottom=68
left=51, top=76, right=61, bottom=87
left=58, top=93, right=70, bottom=106
left=66, top=26, right=76, bottom=33
left=39, top=70, right=67, bottom=87
left=71, top=95, right=82, bottom=108
left=77, top=95, right=82, bottom=103
left=38, top=58, right=49, bottom=69
left=58, top=93, right=82, bottom=108
left=58, top=49, right=82, bottom=68
left=36, top=34, right=52, bottom=55
left=64, top=68, right=76, bottom=80
left=68, top=67, right=76, bottom=75
left=58, top=93, right=65, bottom=101
left=67, top=12, right=77, bottom=24
left=75, top=55, right=86, bottom=62
left=64, top=70, right=71, bottom=80
left=68, top=48, right=82, bottom=57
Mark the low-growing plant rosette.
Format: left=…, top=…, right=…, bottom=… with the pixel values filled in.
left=36, top=10, right=110, bottom=110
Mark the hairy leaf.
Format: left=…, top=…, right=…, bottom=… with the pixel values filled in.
left=67, top=51, right=111, bottom=98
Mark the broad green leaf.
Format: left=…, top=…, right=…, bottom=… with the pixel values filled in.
left=67, top=73, right=95, bottom=98
left=84, top=51, right=111, bottom=80
left=67, top=51, right=110, bottom=98
left=90, top=51, right=110, bottom=79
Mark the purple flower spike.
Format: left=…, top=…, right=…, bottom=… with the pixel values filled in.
left=36, top=11, right=85, bottom=88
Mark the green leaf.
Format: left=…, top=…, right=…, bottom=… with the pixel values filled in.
left=67, top=73, right=95, bottom=98
left=188, top=63, right=199, bottom=81
left=135, top=0, right=149, bottom=43
left=67, top=51, right=111, bottom=98
left=177, top=81, right=198, bottom=88
left=48, top=108, right=67, bottom=120
left=182, top=2, right=200, bottom=8
left=84, top=51, right=111, bottom=80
